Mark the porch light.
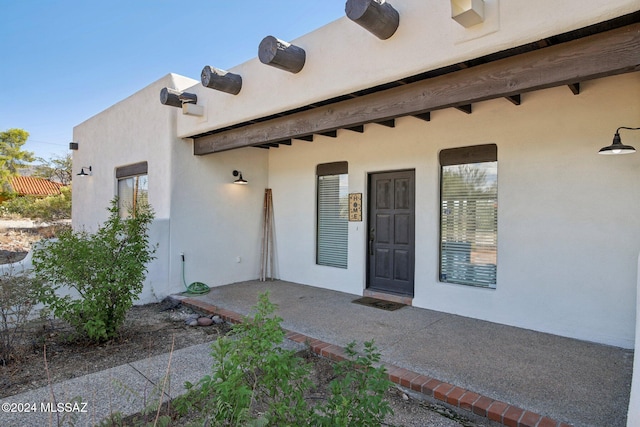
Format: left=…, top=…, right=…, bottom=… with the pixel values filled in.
left=598, top=127, right=639, bottom=155
left=233, top=170, right=247, bottom=185
left=77, top=166, right=92, bottom=176
left=451, top=0, right=485, bottom=28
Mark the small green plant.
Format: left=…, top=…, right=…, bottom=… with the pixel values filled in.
left=32, top=198, right=156, bottom=342
left=0, top=264, right=43, bottom=365
left=177, top=292, right=313, bottom=426
left=312, top=340, right=394, bottom=426
left=176, top=293, right=394, bottom=426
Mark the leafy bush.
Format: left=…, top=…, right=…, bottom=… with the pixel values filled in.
left=177, top=293, right=393, bottom=426
left=178, top=292, right=312, bottom=426
left=32, top=198, right=156, bottom=342
left=0, top=265, right=43, bottom=365
left=312, top=341, right=394, bottom=426
left=0, top=186, right=71, bottom=221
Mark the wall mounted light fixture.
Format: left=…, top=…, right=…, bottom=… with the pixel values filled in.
left=451, top=0, right=485, bottom=28
left=69, top=142, right=79, bottom=150
left=77, top=166, right=92, bottom=176
left=233, top=170, right=247, bottom=185
left=598, top=127, right=639, bottom=155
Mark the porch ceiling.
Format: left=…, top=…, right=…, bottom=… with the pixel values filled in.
left=191, top=13, right=640, bottom=155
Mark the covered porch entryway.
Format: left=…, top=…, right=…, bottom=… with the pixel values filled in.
left=183, top=280, right=633, bottom=427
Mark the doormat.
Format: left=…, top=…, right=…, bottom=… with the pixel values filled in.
left=352, top=297, right=406, bottom=311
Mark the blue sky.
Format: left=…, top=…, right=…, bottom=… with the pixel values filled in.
left=0, top=1, right=345, bottom=161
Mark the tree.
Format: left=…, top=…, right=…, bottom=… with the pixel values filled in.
left=0, top=128, right=35, bottom=192
left=33, top=153, right=73, bottom=185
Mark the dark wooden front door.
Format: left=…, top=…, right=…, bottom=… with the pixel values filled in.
left=367, top=170, right=415, bottom=296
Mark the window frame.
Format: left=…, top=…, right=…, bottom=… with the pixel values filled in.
left=316, top=161, right=349, bottom=269
left=439, top=145, right=498, bottom=288
left=115, top=162, right=148, bottom=218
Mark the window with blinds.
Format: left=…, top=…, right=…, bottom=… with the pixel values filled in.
left=316, top=162, right=348, bottom=268
left=439, top=145, right=497, bottom=288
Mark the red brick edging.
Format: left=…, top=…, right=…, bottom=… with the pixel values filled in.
left=182, top=297, right=571, bottom=427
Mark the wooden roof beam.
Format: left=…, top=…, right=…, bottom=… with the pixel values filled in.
left=345, top=0, right=400, bottom=40
left=201, top=66, right=242, bottom=95
left=259, top=36, right=306, bottom=74
left=193, top=24, right=640, bottom=154
left=160, top=88, right=197, bottom=108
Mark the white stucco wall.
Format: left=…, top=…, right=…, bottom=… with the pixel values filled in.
left=167, top=144, right=268, bottom=291
left=628, top=254, right=640, bottom=425
left=72, top=73, right=198, bottom=301
left=268, top=72, right=640, bottom=348
left=174, top=0, right=639, bottom=137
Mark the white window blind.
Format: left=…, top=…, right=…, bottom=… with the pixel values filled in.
left=317, top=162, right=348, bottom=268
left=439, top=145, right=497, bottom=288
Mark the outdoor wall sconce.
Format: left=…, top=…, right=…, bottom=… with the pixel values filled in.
left=258, top=36, right=306, bottom=74
left=233, top=170, right=248, bottom=185
left=69, top=142, right=79, bottom=150
left=77, top=166, right=92, bottom=177
left=598, top=127, right=639, bottom=155
left=451, top=0, right=485, bottom=28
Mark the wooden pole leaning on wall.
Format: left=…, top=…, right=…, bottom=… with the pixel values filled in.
left=201, top=66, right=242, bottom=95
left=345, top=0, right=400, bottom=40
left=160, top=87, right=197, bottom=108
left=258, top=36, right=306, bottom=74
left=260, top=189, right=275, bottom=281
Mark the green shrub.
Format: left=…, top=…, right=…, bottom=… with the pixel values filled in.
left=177, top=293, right=393, bottom=426
left=32, top=198, right=156, bottom=342
left=0, top=186, right=71, bottom=221
left=0, top=265, right=43, bottom=365
left=312, top=340, right=394, bottom=426
left=178, top=292, right=313, bottom=426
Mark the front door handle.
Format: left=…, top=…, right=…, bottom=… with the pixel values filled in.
left=369, top=228, right=375, bottom=256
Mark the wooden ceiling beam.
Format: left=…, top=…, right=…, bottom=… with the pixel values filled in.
left=194, top=24, right=640, bottom=154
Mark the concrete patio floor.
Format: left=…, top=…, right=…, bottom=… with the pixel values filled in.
left=185, top=280, right=634, bottom=427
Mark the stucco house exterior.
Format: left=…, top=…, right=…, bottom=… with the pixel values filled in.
left=71, top=0, right=639, bottom=421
